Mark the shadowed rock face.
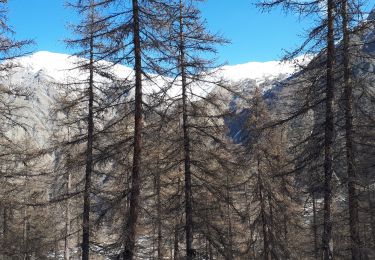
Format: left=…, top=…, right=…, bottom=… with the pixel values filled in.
left=368, top=8, right=375, bottom=21
left=226, top=9, right=375, bottom=145
left=363, top=14, right=375, bottom=55
left=361, top=9, right=375, bottom=60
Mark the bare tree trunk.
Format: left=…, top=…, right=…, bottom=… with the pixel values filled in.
left=156, top=169, right=162, bottom=260
left=174, top=222, right=179, bottom=260
left=209, top=240, right=213, bottom=260
left=169, top=240, right=172, bottom=260
left=341, top=1, right=361, bottom=258
left=226, top=175, right=234, bottom=260
left=322, top=0, right=335, bottom=258
left=312, top=192, right=319, bottom=259
left=123, top=0, right=143, bottom=258
left=282, top=179, right=290, bottom=259
left=81, top=4, right=95, bottom=259
left=2, top=207, right=7, bottom=259
left=152, top=224, right=156, bottom=259
left=23, top=207, right=30, bottom=260
left=367, top=185, right=375, bottom=248
left=65, top=119, right=72, bottom=260
left=258, top=157, right=269, bottom=260
left=175, top=178, right=182, bottom=260
left=64, top=171, right=72, bottom=260
left=267, top=192, right=274, bottom=258
left=23, top=170, right=30, bottom=260
left=245, top=177, right=256, bottom=259
left=54, top=231, right=59, bottom=260
left=178, top=1, right=194, bottom=259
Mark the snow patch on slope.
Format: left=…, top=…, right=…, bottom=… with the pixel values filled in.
left=219, top=55, right=310, bottom=84
left=4, top=51, right=309, bottom=146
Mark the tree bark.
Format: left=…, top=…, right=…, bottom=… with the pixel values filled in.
left=174, top=221, right=179, bottom=260
left=366, top=184, right=375, bottom=249
left=258, top=157, right=269, bottom=260
left=81, top=4, right=95, bottom=259
left=64, top=170, right=72, bottom=260
left=322, top=0, right=335, bottom=258
left=156, top=169, right=162, bottom=260
left=123, top=0, right=143, bottom=258
left=313, top=192, right=319, bottom=260
left=227, top=213, right=233, bottom=258
left=178, top=1, right=194, bottom=259
left=2, top=207, right=7, bottom=259
left=341, top=1, right=361, bottom=258
left=23, top=207, right=30, bottom=260
left=226, top=175, right=234, bottom=260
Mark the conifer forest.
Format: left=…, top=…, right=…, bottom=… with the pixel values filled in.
left=0, top=0, right=374, bottom=259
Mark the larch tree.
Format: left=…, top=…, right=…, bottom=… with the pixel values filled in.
left=154, top=0, right=239, bottom=258
left=78, top=1, right=179, bottom=258
left=0, top=1, right=36, bottom=259
left=256, top=0, right=341, bottom=258
left=53, top=0, right=123, bottom=258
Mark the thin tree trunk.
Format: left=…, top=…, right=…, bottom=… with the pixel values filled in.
left=226, top=175, right=233, bottom=260
left=258, top=157, right=269, bottom=260
left=267, top=192, right=274, bottom=258
left=2, top=207, right=7, bottom=259
left=81, top=4, right=95, bottom=259
left=178, top=1, right=194, bottom=259
left=152, top=224, right=156, bottom=259
left=123, top=0, right=143, bottom=258
left=174, top=222, right=179, bottom=260
left=362, top=222, right=367, bottom=249
left=170, top=240, right=173, bottom=260
left=23, top=170, right=30, bottom=260
left=23, top=207, right=30, bottom=260
left=54, top=231, right=59, bottom=260
left=174, top=178, right=182, bottom=260
left=65, top=115, right=72, bottom=260
left=282, top=180, right=290, bottom=259
left=65, top=119, right=72, bottom=260
left=313, top=192, right=319, bottom=260
left=322, top=0, right=335, bottom=257
left=64, top=171, right=72, bottom=260
left=209, top=240, right=213, bottom=260
left=77, top=216, right=82, bottom=259
left=156, top=169, right=162, bottom=260
left=245, top=175, right=256, bottom=259
left=341, top=1, right=361, bottom=258
left=367, top=185, right=375, bottom=248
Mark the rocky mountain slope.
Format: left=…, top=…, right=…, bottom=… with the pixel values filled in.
left=2, top=51, right=304, bottom=147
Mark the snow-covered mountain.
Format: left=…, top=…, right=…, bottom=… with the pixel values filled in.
left=2, top=51, right=305, bottom=147
left=17, top=51, right=301, bottom=84
left=219, top=57, right=307, bottom=84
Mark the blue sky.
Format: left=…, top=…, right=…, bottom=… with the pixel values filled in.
left=8, top=0, right=311, bottom=65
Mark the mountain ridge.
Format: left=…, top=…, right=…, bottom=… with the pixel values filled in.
left=2, top=50, right=308, bottom=148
